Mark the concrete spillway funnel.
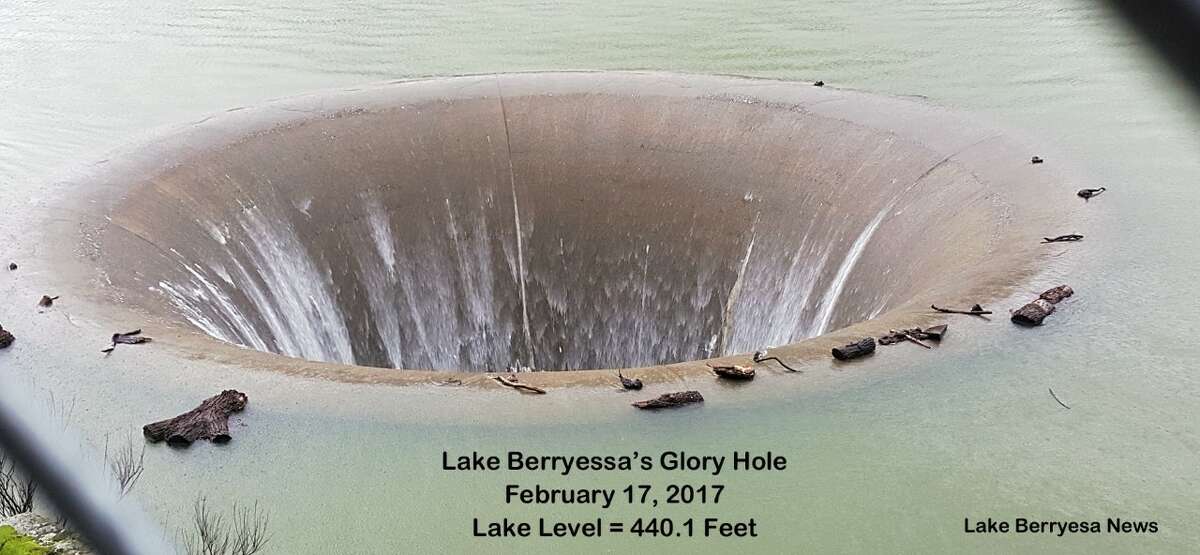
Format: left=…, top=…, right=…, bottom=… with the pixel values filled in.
left=45, top=72, right=1067, bottom=379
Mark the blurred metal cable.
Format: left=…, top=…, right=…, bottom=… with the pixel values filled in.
left=0, top=382, right=175, bottom=555
left=1103, top=0, right=1200, bottom=100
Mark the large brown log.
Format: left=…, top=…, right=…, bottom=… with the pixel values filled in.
left=832, top=337, right=876, bottom=361
left=143, top=390, right=248, bottom=447
left=632, top=391, right=704, bottom=409
left=1011, top=299, right=1056, bottom=326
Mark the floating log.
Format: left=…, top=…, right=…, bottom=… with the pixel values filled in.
left=1011, top=298, right=1056, bottom=326
left=1031, top=156, right=1044, bottom=164
left=1042, top=234, right=1083, bottom=243
left=143, top=390, right=248, bottom=447
left=37, top=295, right=58, bottom=308
left=931, top=304, right=992, bottom=315
left=618, top=371, right=643, bottom=390
left=102, top=329, right=152, bottom=353
left=1077, top=187, right=1105, bottom=200
left=490, top=375, right=546, bottom=394
left=832, top=337, right=875, bottom=361
left=632, top=391, right=704, bottom=410
left=1039, top=285, right=1074, bottom=304
left=0, top=325, right=13, bottom=349
left=753, top=350, right=799, bottom=372
left=709, top=364, right=755, bottom=381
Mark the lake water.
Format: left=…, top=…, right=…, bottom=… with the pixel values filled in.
left=1, top=1, right=1199, bottom=553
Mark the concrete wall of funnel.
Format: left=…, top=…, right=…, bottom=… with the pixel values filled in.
left=52, top=72, right=1066, bottom=373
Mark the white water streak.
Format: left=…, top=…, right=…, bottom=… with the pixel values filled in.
left=356, top=192, right=406, bottom=367
left=719, top=212, right=759, bottom=356
left=812, top=200, right=895, bottom=336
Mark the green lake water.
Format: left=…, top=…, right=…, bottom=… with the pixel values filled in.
left=1, top=1, right=1198, bottom=553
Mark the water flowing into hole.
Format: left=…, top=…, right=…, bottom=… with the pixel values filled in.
left=63, top=73, right=1040, bottom=372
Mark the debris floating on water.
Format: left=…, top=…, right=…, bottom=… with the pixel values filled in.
left=1049, top=387, right=1071, bottom=410
left=1042, top=234, right=1083, bottom=244
left=102, top=329, right=152, bottom=353
left=490, top=374, right=546, bottom=394
left=878, top=326, right=947, bottom=347
left=753, top=350, right=799, bottom=372
left=708, top=363, right=755, bottom=381
left=632, top=391, right=704, bottom=410
left=931, top=304, right=991, bottom=316
left=617, top=371, right=643, bottom=390
left=1012, top=285, right=1074, bottom=326
left=1077, top=187, right=1106, bottom=200
left=143, top=389, right=248, bottom=447
left=1031, top=156, right=1044, bottom=164
left=1039, top=284, right=1075, bottom=304
left=832, top=337, right=875, bottom=361
left=923, top=324, right=948, bottom=340
left=37, top=295, right=59, bottom=308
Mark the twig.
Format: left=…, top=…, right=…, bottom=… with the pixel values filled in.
left=892, top=329, right=932, bottom=349
left=753, top=351, right=800, bottom=372
left=490, top=375, right=546, bottom=394
left=1049, top=388, right=1071, bottom=410
left=930, top=304, right=992, bottom=316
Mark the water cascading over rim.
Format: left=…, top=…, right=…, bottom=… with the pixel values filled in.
left=56, top=72, right=1059, bottom=373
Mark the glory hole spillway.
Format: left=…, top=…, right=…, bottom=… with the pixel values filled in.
left=52, top=72, right=1061, bottom=376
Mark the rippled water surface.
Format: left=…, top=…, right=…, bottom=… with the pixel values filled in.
left=2, top=1, right=1199, bottom=553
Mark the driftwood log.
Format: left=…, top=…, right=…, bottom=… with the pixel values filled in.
left=931, top=304, right=992, bottom=316
left=618, top=371, right=643, bottom=390
left=490, top=375, right=546, bottom=394
left=143, top=390, right=248, bottom=447
left=1039, top=285, right=1074, bottom=304
left=1011, top=299, right=1056, bottom=326
left=632, top=391, right=704, bottom=410
left=0, top=325, right=13, bottom=349
left=1011, top=285, right=1074, bottom=326
left=1042, top=234, right=1083, bottom=244
left=832, top=337, right=875, bottom=361
left=709, top=364, right=755, bottom=381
